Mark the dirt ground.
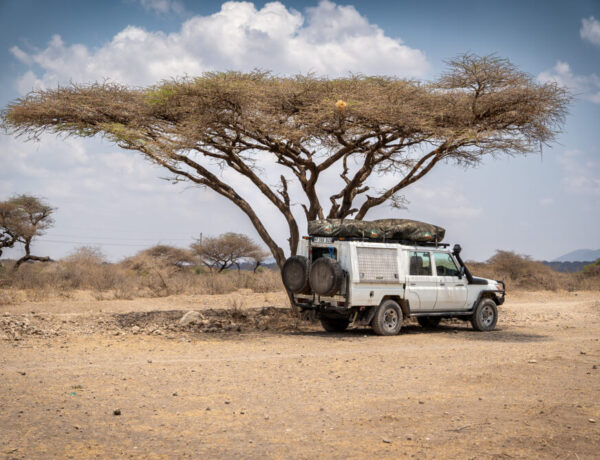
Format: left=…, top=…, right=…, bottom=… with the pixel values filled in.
left=1, top=290, right=599, bottom=459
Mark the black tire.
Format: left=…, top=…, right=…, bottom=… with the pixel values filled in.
left=417, top=316, right=441, bottom=329
left=371, top=299, right=403, bottom=336
left=320, top=317, right=350, bottom=332
left=471, top=298, right=498, bottom=331
left=309, top=257, right=344, bottom=296
left=281, top=256, right=310, bottom=293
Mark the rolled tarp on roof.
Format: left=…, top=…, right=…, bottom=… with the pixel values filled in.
left=308, top=219, right=445, bottom=243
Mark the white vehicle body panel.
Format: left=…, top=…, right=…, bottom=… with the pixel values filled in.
left=298, top=239, right=502, bottom=314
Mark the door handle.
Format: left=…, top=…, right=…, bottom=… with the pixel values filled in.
left=456, top=284, right=464, bottom=287
left=440, top=283, right=445, bottom=286
left=410, top=283, right=416, bottom=286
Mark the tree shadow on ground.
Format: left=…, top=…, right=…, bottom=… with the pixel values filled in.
left=459, top=328, right=550, bottom=343
left=290, top=322, right=549, bottom=343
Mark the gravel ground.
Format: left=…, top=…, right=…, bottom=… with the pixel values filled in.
left=1, top=290, right=599, bottom=459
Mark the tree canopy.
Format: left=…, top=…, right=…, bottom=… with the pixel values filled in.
left=1, top=54, right=570, bottom=268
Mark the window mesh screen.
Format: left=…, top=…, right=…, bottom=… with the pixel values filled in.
left=357, top=247, right=399, bottom=283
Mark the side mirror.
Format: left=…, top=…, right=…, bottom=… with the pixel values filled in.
left=458, top=266, right=465, bottom=279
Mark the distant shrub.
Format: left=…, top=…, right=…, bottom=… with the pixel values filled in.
left=468, top=250, right=600, bottom=291
left=582, top=258, right=600, bottom=277
left=3, top=246, right=597, bottom=299
left=122, top=245, right=195, bottom=272
left=64, top=246, right=107, bottom=265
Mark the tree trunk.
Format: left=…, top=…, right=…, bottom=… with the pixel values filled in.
left=12, top=239, right=51, bottom=271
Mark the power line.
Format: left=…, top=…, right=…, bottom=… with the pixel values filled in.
left=48, top=233, right=194, bottom=242
left=38, top=239, right=186, bottom=248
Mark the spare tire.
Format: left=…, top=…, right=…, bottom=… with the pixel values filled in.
left=309, top=257, right=344, bottom=296
left=281, top=256, right=310, bottom=293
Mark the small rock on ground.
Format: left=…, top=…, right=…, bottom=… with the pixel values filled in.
left=179, top=311, right=205, bottom=326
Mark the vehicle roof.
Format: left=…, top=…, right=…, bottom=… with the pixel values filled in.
left=307, top=238, right=452, bottom=252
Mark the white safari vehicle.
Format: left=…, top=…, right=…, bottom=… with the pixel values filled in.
left=282, top=237, right=505, bottom=335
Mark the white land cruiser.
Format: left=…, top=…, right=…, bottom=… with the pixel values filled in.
left=282, top=237, right=505, bottom=336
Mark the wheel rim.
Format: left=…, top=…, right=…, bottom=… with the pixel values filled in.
left=383, top=308, right=398, bottom=331
left=480, top=305, right=495, bottom=327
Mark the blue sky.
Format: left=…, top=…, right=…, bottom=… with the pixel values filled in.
left=1, top=0, right=599, bottom=262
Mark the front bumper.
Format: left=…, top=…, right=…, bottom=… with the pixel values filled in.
left=496, top=280, right=506, bottom=305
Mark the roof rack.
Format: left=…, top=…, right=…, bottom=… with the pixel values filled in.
left=305, top=235, right=450, bottom=248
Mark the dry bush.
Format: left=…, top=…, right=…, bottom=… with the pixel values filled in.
left=468, top=250, right=600, bottom=291
left=3, top=246, right=136, bottom=298
left=0, top=289, right=19, bottom=305
left=188, top=270, right=283, bottom=295
left=7, top=245, right=594, bottom=299
left=120, top=245, right=198, bottom=297
left=116, top=244, right=281, bottom=297
left=122, top=245, right=195, bottom=271
left=2, top=253, right=283, bottom=300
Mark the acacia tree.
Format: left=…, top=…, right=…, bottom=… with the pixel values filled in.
left=191, top=232, right=269, bottom=272
left=0, top=195, right=54, bottom=270
left=132, top=244, right=196, bottom=269
left=1, top=54, right=569, bottom=268
left=0, top=201, right=21, bottom=258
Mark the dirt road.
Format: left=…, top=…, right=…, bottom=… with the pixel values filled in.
left=1, top=290, right=599, bottom=458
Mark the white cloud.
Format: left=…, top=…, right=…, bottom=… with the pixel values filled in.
left=9, top=46, right=33, bottom=65
left=10, top=1, right=428, bottom=93
left=558, top=149, right=600, bottom=197
left=538, top=60, right=600, bottom=104
left=0, top=132, right=238, bottom=261
left=408, top=181, right=483, bottom=220
left=581, top=16, right=600, bottom=46
left=139, top=0, right=184, bottom=15
left=2, top=1, right=430, bottom=261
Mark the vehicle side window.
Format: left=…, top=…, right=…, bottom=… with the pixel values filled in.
left=434, top=252, right=459, bottom=277
left=409, top=251, right=432, bottom=276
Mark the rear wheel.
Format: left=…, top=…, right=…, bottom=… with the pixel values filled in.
left=471, top=298, right=498, bottom=331
left=371, top=299, right=403, bottom=336
left=417, top=316, right=441, bottom=329
left=320, top=317, right=350, bottom=332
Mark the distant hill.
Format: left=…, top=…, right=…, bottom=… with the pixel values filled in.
left=552, top=249, right=600, bottom=263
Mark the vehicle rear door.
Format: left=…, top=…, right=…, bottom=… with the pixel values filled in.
left=405, top=250, right=437, bottom=311
left=432, top=252, right=468, bottom=310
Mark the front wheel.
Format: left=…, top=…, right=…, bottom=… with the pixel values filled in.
left=320, top=317, right=350, bottom=332
left=371, top=300, right=403, bottom=336
left=471, top=298, right=498, bottom=331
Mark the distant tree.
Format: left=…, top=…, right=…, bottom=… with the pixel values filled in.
left=123, top=244, right=196, bottom=270
left=1, top=54, right=570, bottom=268
left=191, top=233, right=269, bottom=272
left=0, top=195, right=55, bottom=270
left=486, top=250, right=535, bottom=280
left=0, top=200, right=22, bottom=258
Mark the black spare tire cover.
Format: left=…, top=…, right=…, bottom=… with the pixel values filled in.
left=309, top=257, right=344, bottom=296
left=281, top=256, right=310, bottom=293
